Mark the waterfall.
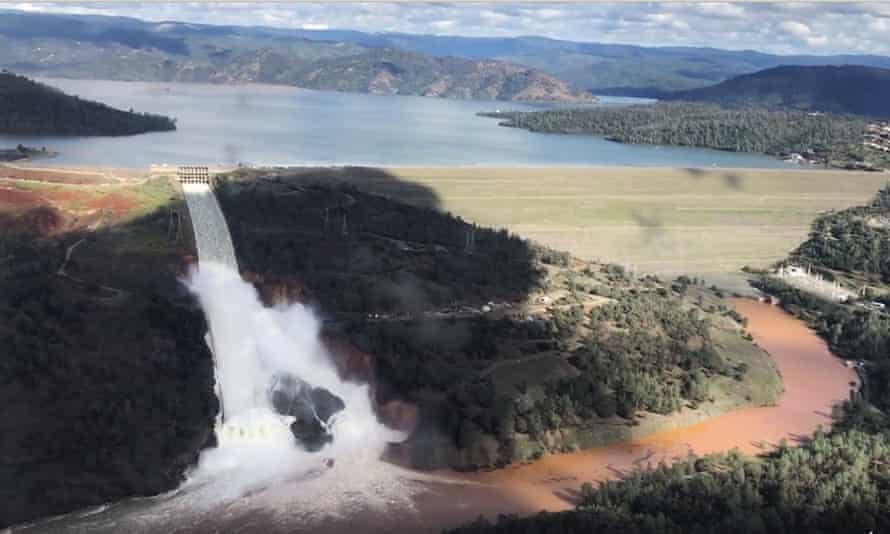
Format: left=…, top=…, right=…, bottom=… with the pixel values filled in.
left=180, top=180, right=406, bottom=497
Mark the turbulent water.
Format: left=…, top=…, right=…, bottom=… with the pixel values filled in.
left=180, top=263, right=417, bottom=515
left=182, top=179, right=407, bottom=481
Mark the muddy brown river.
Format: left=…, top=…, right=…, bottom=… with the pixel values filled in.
left=16, top=299, right=857, bottom=534
left=331, top=299, right=858, bottom=533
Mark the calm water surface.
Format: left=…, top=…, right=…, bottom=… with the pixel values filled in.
left=0, top=78, right=791, bottom=169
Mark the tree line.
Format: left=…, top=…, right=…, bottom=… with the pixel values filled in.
left=449, top=187, right=890, bottom=534
left=481, top=102, right=867, bottom=158
left=0, top=71, right=176, bottom=135
left=792, top=185, right=890, bottom=282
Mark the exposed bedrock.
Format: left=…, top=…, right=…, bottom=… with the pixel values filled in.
left=268, top=373, right=346, bottom=452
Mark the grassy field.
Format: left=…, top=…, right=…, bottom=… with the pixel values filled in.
left=320, top=166, right=888, bottom=288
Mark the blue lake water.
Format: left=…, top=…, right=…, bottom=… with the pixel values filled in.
left=1, top=78, right=790, bottom=169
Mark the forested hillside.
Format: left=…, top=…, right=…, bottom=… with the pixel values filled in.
left=482, top=103, right=867, bottom=156
left=667, top=65, right=890, bottom=118
left=452, top=429, right=890, bottom=534
left=215, top=170, right=779, bottom=471
left=452, top=187, right=890, bottom=534
left=791, top=187, right=890, bottom=281
left=0, top=71, right=176, bottom=135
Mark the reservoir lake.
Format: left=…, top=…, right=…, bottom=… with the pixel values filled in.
left=0, top=78, right=791, bottom=169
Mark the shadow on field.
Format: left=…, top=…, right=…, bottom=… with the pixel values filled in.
left=227, top=166, right=443, bottom=210
left=683, top=167, right=745, bottom=191
left=214, top=166, right=556, bottom=472
left=216, top=166, right=544, bottom=315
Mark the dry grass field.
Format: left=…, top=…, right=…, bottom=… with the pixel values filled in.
left=319, top=166, right=888, bottom=288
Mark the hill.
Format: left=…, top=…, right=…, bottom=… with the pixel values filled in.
left=451, top=187, right=890, bottom=534
left=0, top=165, right=784, bottom=526
left=790, top=186, right=890, bottom=282
left=481, top=103, right=872, bottom=164
left=3, top=10, right=890, bottom=98
left=667, top=65, right=890, bottom=118
left=0, top=71, right=176, bottom=135
left=0, top=11, right=591, bottom=103
left=216, top=48, right=594, bottom=102
left=216, top=168, right=780, bottom=470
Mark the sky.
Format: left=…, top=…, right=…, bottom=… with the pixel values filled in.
left=8, top=2, right=890, bottom=56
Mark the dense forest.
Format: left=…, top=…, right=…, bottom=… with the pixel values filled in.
left=666, top=65, right=890, bottom=119
left=453, top=429, right=890, bottom=534
left=451, top=188, right=890, bottom=534
left=215, top=172, right=774, bottom=470
left=791, top=186, right=890, bottom=282
left=481, top=103, right=867, bottom=158
left=0, top=202, right=216, bottom=527
left=0, top=71, right=176, bottom=135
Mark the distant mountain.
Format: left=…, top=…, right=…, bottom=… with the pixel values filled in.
left=665, top=65, right=890, bottom=118
left=3, top=9, right=890, bottom=99
left=0, top=71, right=176, bottom=135
left=269, top=48, right=593, bottom=102
left=0, top=10, right=591, bottom=103
left=237, top=29, right=890, bottom=95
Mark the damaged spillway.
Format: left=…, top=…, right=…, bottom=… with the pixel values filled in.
left=180, top=175, right=404, bottom=492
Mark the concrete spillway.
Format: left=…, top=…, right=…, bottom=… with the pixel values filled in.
left=181, top=181, right=238, bottom=423
left=182, top=183, right=238, bottom=271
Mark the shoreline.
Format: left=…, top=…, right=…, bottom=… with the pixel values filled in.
left=421, top=297, right=856, bottom=529
left=9, top=160, right=882, bottom=175
left=9, top=298, right=855, bottom=533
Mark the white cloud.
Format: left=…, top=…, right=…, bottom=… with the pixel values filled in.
left=806, top=36, right=829, bottom=47
left=4, top=2, right=890, bottom=56
left=430, top=19, right=456, bottom=31
left=696, top=3, right=746, bottom=19
left=780, top=20, right=812, bottom=38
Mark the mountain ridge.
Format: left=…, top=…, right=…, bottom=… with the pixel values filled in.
left=3, top=9, right=890, bottom=98
left=665, top=65, right=890, bottom=118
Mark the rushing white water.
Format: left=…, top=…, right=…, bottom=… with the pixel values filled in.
left=182, top=183, right=238, bottom=271
left=180, top=183, right=411, bottom=511
left=9, top=200, right=429, bottom=533
left=185, top=263, right=405, bottom=484
left=2, top=182, right=426, bottom=534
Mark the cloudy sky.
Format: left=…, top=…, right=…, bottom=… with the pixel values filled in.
left=8, top=2, right=890, bottom=56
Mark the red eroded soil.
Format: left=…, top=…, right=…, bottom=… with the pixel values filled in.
left=0, top=165, right=116, bottom=185
left=0, top=186, right=43, bottom=210
left=85, top=191, right=139, bottom=214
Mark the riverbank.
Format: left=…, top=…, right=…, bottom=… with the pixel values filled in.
left=321, top=298, right=857, bottom=533
left=9, top=298, right=855, bottom=534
